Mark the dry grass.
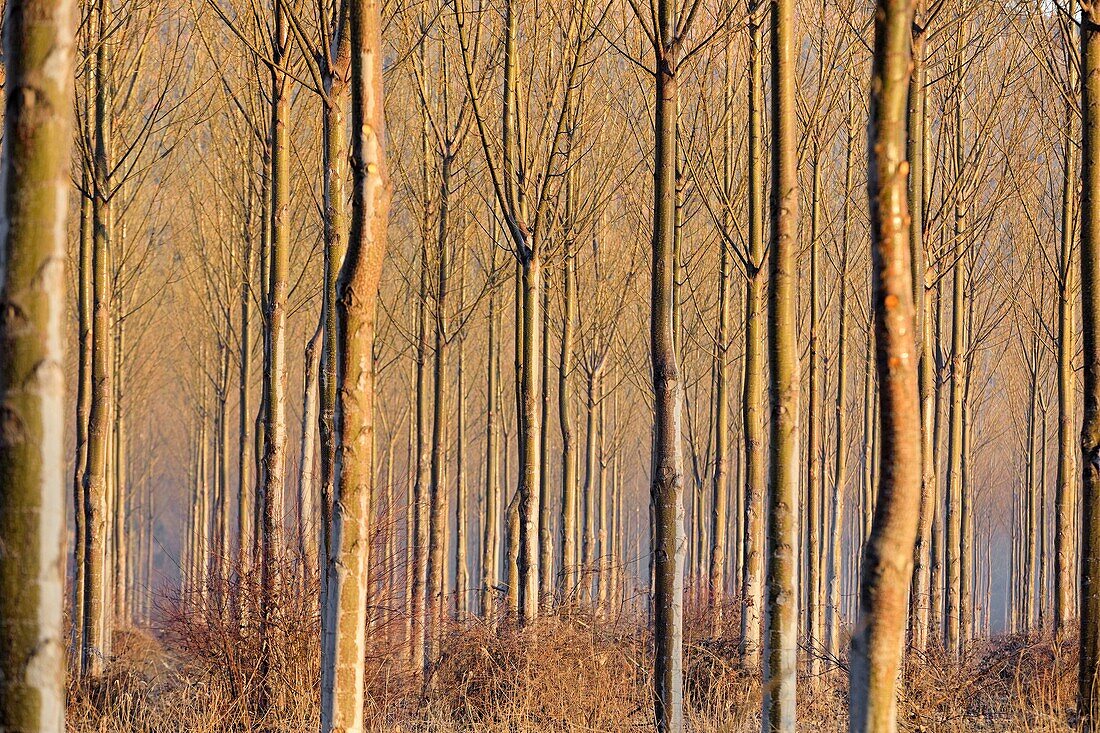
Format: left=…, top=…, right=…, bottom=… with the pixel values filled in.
left=66, top=580, right=1079, bottom=732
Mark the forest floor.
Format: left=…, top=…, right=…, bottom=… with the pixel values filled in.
left=66, top=588, right=1076, bottom=732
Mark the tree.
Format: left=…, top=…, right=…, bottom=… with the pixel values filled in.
left=0, top=0, right=77, bottom=726
left=848, top=0, right=921, bottom=725
left=1079, top=0, right=1100, bottom=725
left=763, top=0, right=801, bottom=723
left=319, top=0, right=391, bottom=721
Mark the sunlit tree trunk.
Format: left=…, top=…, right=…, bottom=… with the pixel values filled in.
left=849, top=0, right=920, bottom=725
left=1081, top=1, right=1100, bottom=722
left=559, top=237, right=577, bottom=599
left=709, top=35, right=733, bottom=619
left=426, top=153, right=453, bottom=667
left=0, top=0, right=76, bottom=717
left=81, top=0, right=113, bottom=675
left=72, top=65, right=94, bottom=663
left=826, top=92, right=854, bottom=666
left=763, top=0, right=801, bottom=722
left=1056, top=46, right=1078, bottom=635
left=908, top=4, right=935, bottom=652
left=806, top=139, right=823, bottom=676
left=298, top=327, right=321, bottom=572
left=319, top=0, right=389, bottom=720
left=481, top=275, right=501, bottom=619
left=944, top=51, right=968, bottom=655
left=740, top=0, right=767, bottom=669
left=258, top=0, right=292, bottom=710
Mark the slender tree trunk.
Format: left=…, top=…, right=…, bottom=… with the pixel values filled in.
left=908, top=10, right=935, bottom=652
left=710, top=43, right=733, bottom=615
left=298, top=327, right=321, bottom=572
left=539, top=274, right=553, bottom=609
left=319, top=0, right=389, bottom=720
left=762, top=0, right=800, bottom=722
left=481, top=280, right=500, bottom=618
left=426, top=154, right=453, bottom=667
left=259, top=0, right=291, bottom=710
left=318, top=24, right=351, bottom=657
left=559, top=241, right=577, bottom=600
left=1057, top=60, right=1078, bottom=635
left=740, top=0, right=767, bottom=669
left=72, top=95, right=93, bottom=664
left=849, top=0, right=920, bottom=725
left=806, top=141, right=823, bottom=676
left=649, top=6, right=687, bottom=727
left=1082, top=4, right=1100, bottom=722
left=945, top=66, right=968, bottom=655
left=81, top=0, right=113, bottom=674
left=0, top=0, right=75, bottom=717
left=826, top=92, right=854, bottom=665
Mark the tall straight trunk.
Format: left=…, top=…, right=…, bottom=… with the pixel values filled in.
left=908, top=8, right=935, bottom=652
left=583, top=366, right=601, bottom=606
left=318, top=11, right=350, bottom=643
left=826, top=93, right=854, bottom=665
left=111, top=320, right=126, bottom=623
left=861, top=320, right=877, bottom=550
left=81, top=0, right=112, bottom=675
left=740, top=0, right=766, bottom=668
left=456, top=314, right=469, bottom=618
left=319, top=0, right=388, bottom=721
left=960, top=328, right=974, bottom=645
left=253, top=138, right=272, bottom=565
left=410, top=216, right=429, bottom=667
left=650, top=15, right=687, bottom=729
left=930, top=279, right=945, bottom=637
left=539, top=275, right=552, bottom=608
left=216, top=342, right=230, bottom=586
left=516, top=250, right=542, bottom=624
left=1057, top=58, right=1078, bottom=635
left=806, top=142, right=823, bottom=675
left=849, top=0, right=920, bottom=725
left=72, top=100, right=93, bottom=663
left=259, top=0, right=291, bottom=710
left=559, top=241, right=577, bottom=598
left=944, top=66, right=968, bottom=656
left=0, top=0, right=75, bottom=717
left=298, top=328, right=321, bottom=571
left=481, top=282, right=500, bottom=618
left=763, top=0, right=800, bottom=723
left=710, top=233, right=731, bottom=617
left=1026, top=348, right=1040, bottom=628
left=1040, top=403, right=1049, bottom=625
left=426, top=155, right=452, bottom=667
left=238, top=182, right=254, bottom=576
left=710, top=43, right=732, bottom=614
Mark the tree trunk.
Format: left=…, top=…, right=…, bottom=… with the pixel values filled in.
left=481, top=279, right=500, bottom=619
left=849, top=0, right=920, bottom=725
left=908, top=10, right=935, bottom=653
left=826, top=92, right=854, bottom=665
left=762, top=0, right=800, bottom=722
left=0, top=0, right=75, bottom=717
left=319, top=0, right=389, bottom=720
left=426, top=154, right=453, bottom=667
left=82, top=0, right=113, bottom=675
left=298, top=327, right=321, bottom=572
left=559, top=241, right=577, bottom=600
left=259, top=0, right=291, bottom=710
left=740, top=0, right=766, bottom=669
left=651, top=28, right=687, bottom=731
left=1057, top=60, right=1078, bottom=635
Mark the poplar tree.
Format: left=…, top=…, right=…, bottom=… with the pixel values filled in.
left=0, top=0, right=77, bottom=724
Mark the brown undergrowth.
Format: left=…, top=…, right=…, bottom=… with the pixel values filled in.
left=66, top=580, right=1078, bottom=732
